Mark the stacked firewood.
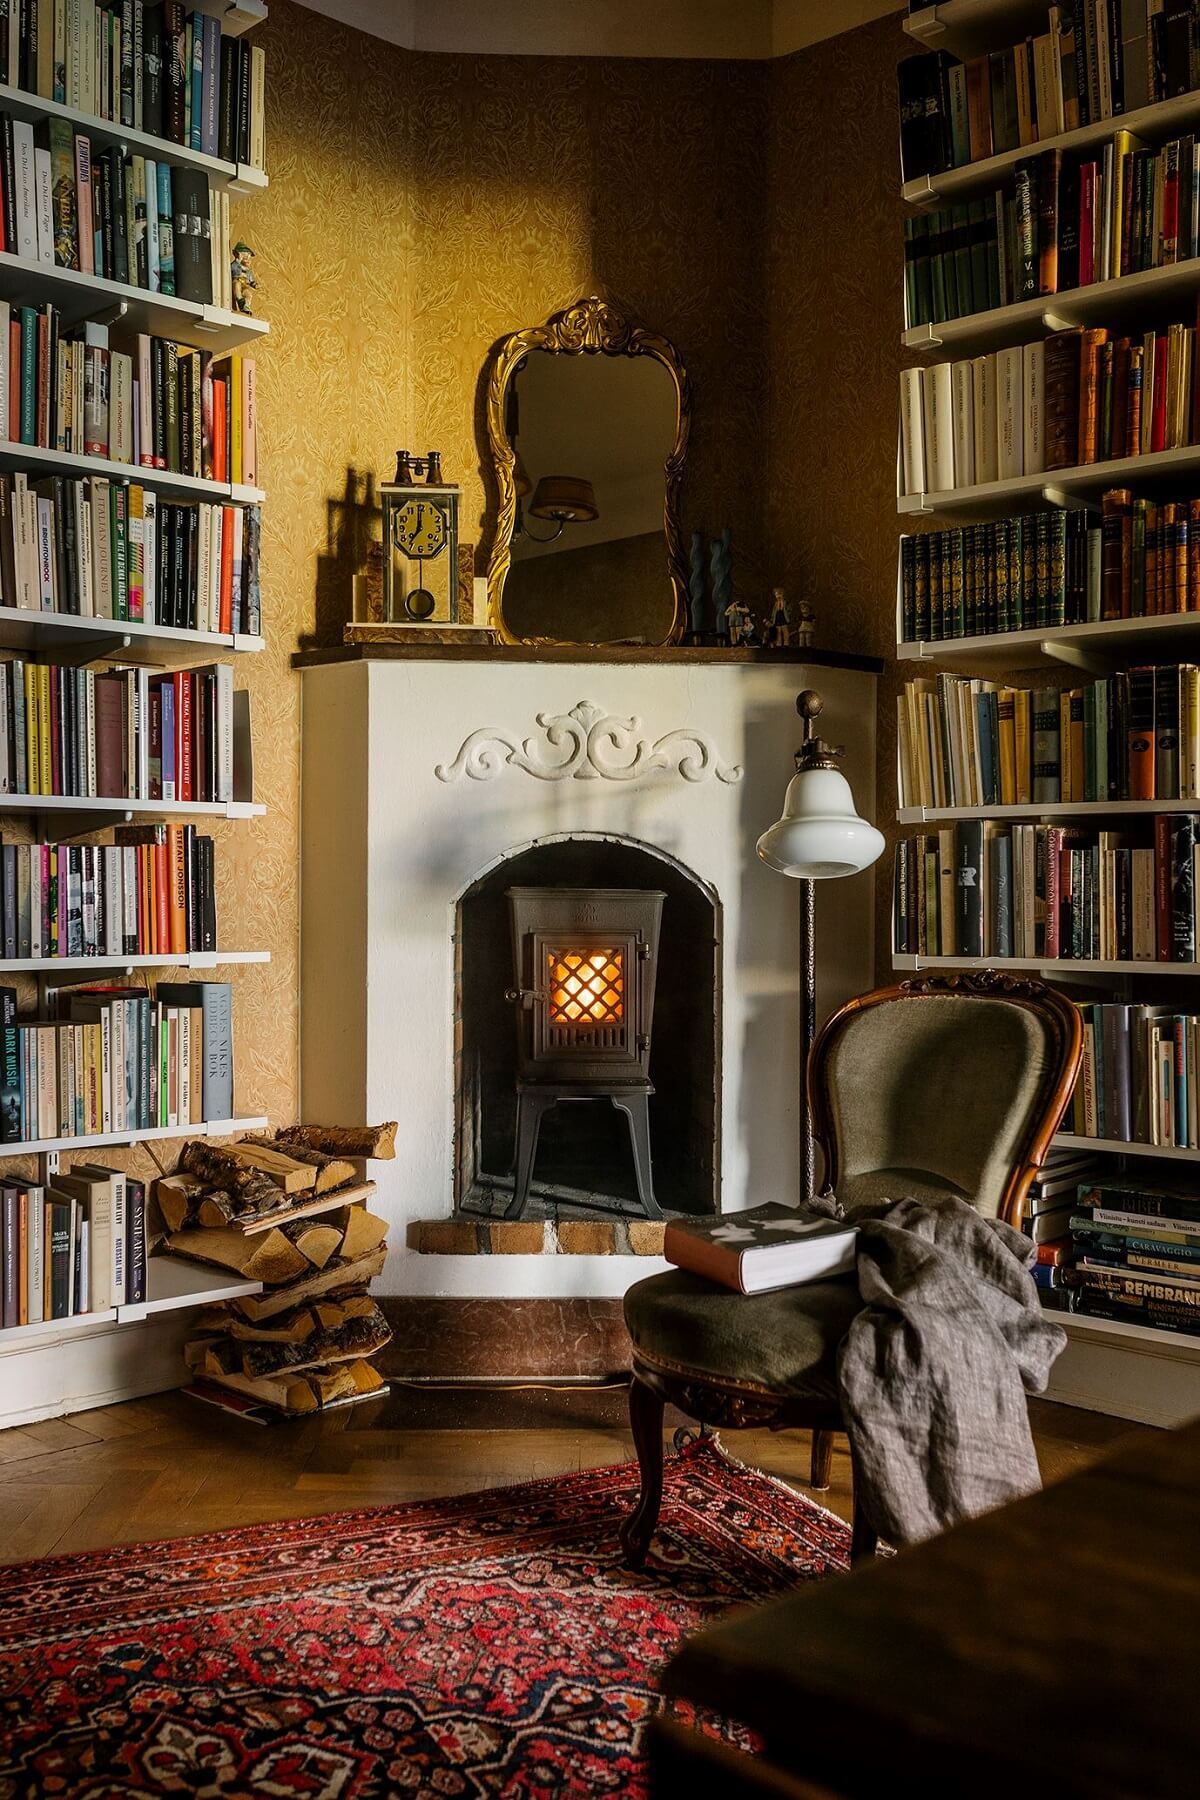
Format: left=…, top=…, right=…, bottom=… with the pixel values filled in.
left=152, top=1121, right=398, bottom=1416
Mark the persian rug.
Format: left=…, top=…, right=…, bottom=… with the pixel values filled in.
left=0, top=1437, right=849, bottom=1799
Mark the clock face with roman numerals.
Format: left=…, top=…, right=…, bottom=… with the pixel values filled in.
left=393, top=497, right=448, bottom=559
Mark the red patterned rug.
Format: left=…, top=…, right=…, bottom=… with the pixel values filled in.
left=0, top=1436, right=848, bottom=1798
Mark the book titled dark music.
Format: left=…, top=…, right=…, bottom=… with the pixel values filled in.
left=664, top=1203, right=858, bottom=1296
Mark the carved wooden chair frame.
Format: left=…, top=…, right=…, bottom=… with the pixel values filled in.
left=619, top=970, right=1084, bottom=1569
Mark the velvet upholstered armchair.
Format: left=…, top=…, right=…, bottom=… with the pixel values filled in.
left=619, top=971, right=1083, bottom=1567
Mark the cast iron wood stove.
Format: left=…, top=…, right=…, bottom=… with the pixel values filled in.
left=505, top=886, right=666, bottom=1220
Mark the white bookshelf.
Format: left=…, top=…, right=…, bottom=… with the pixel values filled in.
left=0, top=607, right=264, bottom=662
left=0, top=950, right=269, bottom=973
left=0, top=8, right=271, bottom=1403
left=0, top=1256, right=262, bottom=1346
left=904, top=256, right=1200, bottom=356
left=898, top=442, right=1200, bottom=517
left=899, top=800, right=1200, bottom=823
left=898, top=611, right=1200, bottom=672
left=902, top=89, right=1200, bottom=203
left=893, top=952, right=1196, bottom=975
left=0, top=81, right=266, bottom=195
left=1054, top=1132, right=1200, bottom=1162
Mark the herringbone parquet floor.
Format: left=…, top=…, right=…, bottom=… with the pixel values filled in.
left=0, top=1385, right=1151, bottom=1566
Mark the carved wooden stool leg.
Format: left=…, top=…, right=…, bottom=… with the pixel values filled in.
left=620, top=1375, right=665, bottom=1570
left=809, top=1427, right=834, bottom=1491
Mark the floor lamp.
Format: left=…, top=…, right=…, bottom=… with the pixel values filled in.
left=756, top=689, right=885, bottom=1201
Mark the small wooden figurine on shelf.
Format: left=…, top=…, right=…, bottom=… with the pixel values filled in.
left=764, top=587, right=791, bottom=649
left=795, top=594, right=816, bottom=649
left=231, top=242, right=257, bottom=314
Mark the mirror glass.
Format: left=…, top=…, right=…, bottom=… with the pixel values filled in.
left=485, top=299, right=690, bottom=646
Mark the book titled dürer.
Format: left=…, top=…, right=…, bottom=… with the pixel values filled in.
left=664, top=1204, right=857, bottom=1296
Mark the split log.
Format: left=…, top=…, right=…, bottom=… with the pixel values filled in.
left=234, top=1182, right=376, bottom=1236
left=154, top=1173, right=207, bottom=1235
left=197, top=1191, right=240, bottom=1228
left=228, top=1245, right=388, bottom=1321
left=179, top=1141, right=280, bottom=1215
left=287, top=1222, right=343, bottom=1271
left=276, top=1121, right=397, bottom=1161
left=226, top=1293, right=375, bottom=1343
left=165, top=1225, right=310, bottom=1286
left=237, top=1301, right=391, bottom=1378
left=221, top=1143, right=318, bottom=1194
left=241, top=1135, right=355, bottom=1193
left=333, top=1206, right=389, bottom=1262
left=203, top=1357, right=385, bottom=1414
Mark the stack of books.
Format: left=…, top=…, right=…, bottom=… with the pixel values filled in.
left=0, top=824, right=218, bottom=958
left=893, top=814, right=1200, bottom=961
left=899, top=667, right=1200, bottom=810
left=0, top=656, right=238, bottom=801
left=0, top=313, right=258, bottom=486
left=0, top=976, right=233, bottom=1141
left=1067, top=1175, right=1200, bottom=1334
left=1070, top=1001, right=1200, bottom=1147
left=899, top=323, right=1200, bottom=498
left=0, top=3, right=266, bottom=169
left=165, top=1123, right=397, bottom=1416
left=1024, top=1151, right=1101, bottom=1311
left=0, top=1161, right=147, bottom=1326
left=898, top=7, right=1184, bottom=185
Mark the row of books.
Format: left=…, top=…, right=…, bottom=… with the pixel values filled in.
left=0, top=1164, right=147, bottom=1327
left=0, top=826, right=217, bottom=960
left=0, top=474, right=261, bottom=634
left=897, top=3, right=1192, bottom=183
left=4, top=115, right=232, bottom=307
left=0, top=2, right=266, bottom=170
left=893, top=816, right=1200, bottom=961
left=1070, top=1003, right=1200, bottom=1144
left=1059, top=1177, right=1200, bottom=1332
left=0, top=656, right=238, bottom=802
left=0, top=977, right=233, bottom=1141
left=1, top=311, right=258, bottom=485
left=903, top=132, right=1200, bottom=331
left=900, top=512, right=1092, bottom=639
left=899, top=667, right=1200, bottom=809
left=899, top=321, right=1200, bottom=497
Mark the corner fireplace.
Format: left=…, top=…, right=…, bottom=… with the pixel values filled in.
left=455, top=836, right=720, bottom=1221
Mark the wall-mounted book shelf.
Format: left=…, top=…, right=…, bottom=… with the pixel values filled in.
left=0, top=82, right=267, bottom=197
left=902, top=82, right=1200, bottom=204
left=0, top=441, right=263, bottom=505
left=1054, top=1131, right=1200, bottom=1163
left=899, top=442, right=1200, bottom=518
left=0, top=250, right=270, bottom=351
left=897, top=613, right=1200, bottom=673
left=903, top=256, right=1200, bottom=356
left=893, top=952, right=1197, bottom=975
left=0, top=1113, right=266, bottom=1162
left=0, top=1254, right=262, bottom=1348
left=0, top=609, right=265, bottom=663
left=0, top=951, right=270, bottom=974
left=898, top=799, right=1200, bottom=824
left=904, top=0, right=1061, bottom=61
left=0, top=795, right=265, bottom=824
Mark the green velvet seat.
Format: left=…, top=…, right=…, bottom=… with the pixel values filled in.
left=618, top=974, right=1084, bottom=1570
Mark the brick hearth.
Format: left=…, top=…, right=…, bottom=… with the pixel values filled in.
left=407, top=1219, right=667, bottom=1256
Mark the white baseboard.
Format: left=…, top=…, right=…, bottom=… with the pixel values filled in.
left=1044, top=1319, right=1200, bottom=1427
left=0, top=1314, right=190, bottom=1431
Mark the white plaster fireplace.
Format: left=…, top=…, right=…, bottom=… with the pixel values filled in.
left=298, top=650, right=879, bottom=1300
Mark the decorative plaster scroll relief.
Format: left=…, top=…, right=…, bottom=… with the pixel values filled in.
left=434, top=699, right=743, bottom=785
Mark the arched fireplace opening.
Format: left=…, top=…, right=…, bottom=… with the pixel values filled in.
left=454, top=833, right=720, bottom=1219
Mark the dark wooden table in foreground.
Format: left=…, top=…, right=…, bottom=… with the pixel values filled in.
left=653, top=1415, right=1200, bottom=1799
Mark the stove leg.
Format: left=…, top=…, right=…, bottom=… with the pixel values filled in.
left=508, top=1090, right=555, bottom=1219
left=612, top=1091, right=662, bottom=1220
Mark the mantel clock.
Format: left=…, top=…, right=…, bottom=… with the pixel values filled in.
left=381, top=452, right=461, bottom=624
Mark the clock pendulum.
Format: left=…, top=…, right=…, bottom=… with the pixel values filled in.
left=404, top=552, right=437, bottom=621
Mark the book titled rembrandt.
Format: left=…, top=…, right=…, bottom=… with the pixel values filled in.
left=664, top=1204, right=858, bottom=1296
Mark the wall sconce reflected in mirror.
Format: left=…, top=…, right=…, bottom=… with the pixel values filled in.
left=514, top=474, right=599, bottom=545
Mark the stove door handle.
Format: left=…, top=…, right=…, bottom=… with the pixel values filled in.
left=505, top=986, right=546, bottom=1010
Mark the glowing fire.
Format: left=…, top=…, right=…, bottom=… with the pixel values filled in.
left=547, top=948, right=625, bottom=1026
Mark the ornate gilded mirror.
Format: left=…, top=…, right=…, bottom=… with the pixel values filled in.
left=485, top=297, right=691, bottom=646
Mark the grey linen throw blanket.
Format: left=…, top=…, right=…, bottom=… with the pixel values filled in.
left=814, top=1191, right=1067, bottom=1547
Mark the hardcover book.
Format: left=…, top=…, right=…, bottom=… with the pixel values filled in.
left=664, top=1203, right=857, bottom=1297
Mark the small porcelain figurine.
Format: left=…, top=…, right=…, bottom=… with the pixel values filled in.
left=795, top=594, right=816, bottom=649
left=231, top=241, right=257, bottom=314
left=765, top=587, right=791, bottom=649
left=725, top=598, right=756, bottom=646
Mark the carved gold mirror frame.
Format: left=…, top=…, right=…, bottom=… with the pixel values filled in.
left=485, top=296, right=692, bottom=646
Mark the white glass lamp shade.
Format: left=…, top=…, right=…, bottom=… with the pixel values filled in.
left=756, top=766, right=885, bottom=880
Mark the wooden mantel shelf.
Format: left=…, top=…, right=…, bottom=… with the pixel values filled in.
left=292, top=642, right=885, bottom=674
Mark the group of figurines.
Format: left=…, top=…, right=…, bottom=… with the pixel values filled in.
left=685, top=528, right=814, bottom=649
